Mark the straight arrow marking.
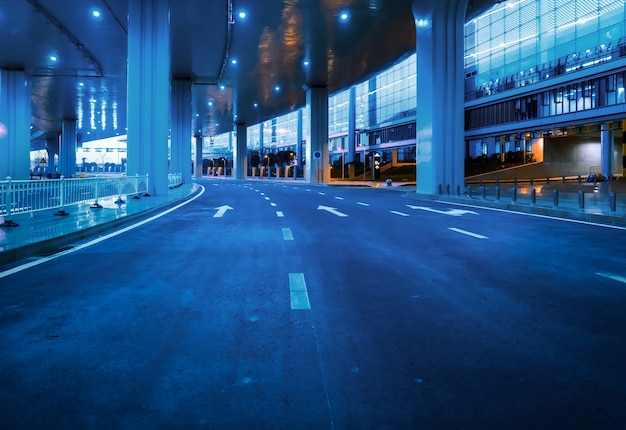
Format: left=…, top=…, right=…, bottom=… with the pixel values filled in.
left=407, top=205, right=478, bottom=217
left=597, top=272, right=626, bottom=284
left=213, top=205, right=234, bottom=218
left=317, top=205, right=349, bottom=217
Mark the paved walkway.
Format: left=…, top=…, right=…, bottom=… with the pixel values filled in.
left=0, top=183, right=200, bottom=267
left=1, top=177, right=625, bottom=267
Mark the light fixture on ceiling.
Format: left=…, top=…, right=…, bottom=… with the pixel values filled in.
left=91, top=9, right=101, bottom=18
left=339, top=11, right=350, bottom=22
left=238, top=11, right=247, bottom=20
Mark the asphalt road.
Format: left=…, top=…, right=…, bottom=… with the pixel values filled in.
left=1, top=178, right=625, bottom=429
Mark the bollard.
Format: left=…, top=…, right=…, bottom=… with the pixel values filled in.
left=512, top=186, right=517, bottom=203
left=552, top=189, right=559, bottom=207
left=386, top=178, right=392, bottom=187
left=530, top=188, right=536, bottom=205
left=456, top=185, right=461, bottom=197
left=609, top=192, right=617, bottom=212
left=495, top=185, right=500, bottom=201
left=578, top=190, right=585, bottom=209
left=446, top=184, right=450, bottom=195
left=481, top=186, right=486, bottom=200
left=468, top=185, right=473, bottom=198
left=55, top=175, right=70, bottom=216
left=438, top=184, right=443, bottom=195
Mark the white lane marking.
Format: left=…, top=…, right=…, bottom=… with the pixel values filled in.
left=289, top=273, right=311, bottom=310
left=317, top=205, right=348, bottom=217
left=407, top=205, right=478, bottom=216
left=335, top=197, right=344, bottom=200
left=282, top=228, right=294, bottom=241
left=276, top=211, right=285, bottom=218
left=260, top=192, right=265, bottom=196
left=390, top=211, right=409, bottom=217
left=0, top=186, right=207, bottom=279
left=597, top=272, right=626, bottom=284
left=264, top=197, right=270, bottom=201
left=213, top=205, right=234, bottom=218
left=448, top=227, right=488, bottom=239
left=357, top=202, right=370, bottom=207
left=318, top=192, right=325, bottom=196
left=436, top=200, right=626, bottom=231
left=305, top=189, right=311, bottom=192
left=270, top=202, right=277, bottom=207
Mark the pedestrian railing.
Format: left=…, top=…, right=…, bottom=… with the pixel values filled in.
left=1, top=173, right=183, bottom=227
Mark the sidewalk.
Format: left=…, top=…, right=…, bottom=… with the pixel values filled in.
left=0, top=183, right=200, bottom=267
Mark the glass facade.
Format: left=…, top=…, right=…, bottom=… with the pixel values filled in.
left=465, top=0, right=626, bottom=100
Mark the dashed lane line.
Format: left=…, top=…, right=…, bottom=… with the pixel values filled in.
left=357, top=202, right=370, bottom=207
left=390, top=211, right=409, bottom=217
left=448, top=227, right=488, bottom=239
left=282, top=228, right=294, bottom=241
left=270, top=203, right=277, bottom=207
left=289, top=272, right=311, bottom=310
left=276, top=211, right=285, bottom=218
left=335, top=197, right=344, bottom=200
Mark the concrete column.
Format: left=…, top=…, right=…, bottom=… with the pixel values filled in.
left=234, top=123, right=248, bottom=179
left=0, top=70, right=31, bottom=180
left=305, top=85, right=329, bottom=183
left=126, top=0, right=170, bottom=196
left=412, top=0, right=467, bottom=195
left=347, top=86, right=356, bottom=164
left=601, top=123, right=613, bottom=180
left=622, top=119, right=626, bottom=178
left=46, top=136, right=59, bottom=175
left=296, top=109, right=303, bottom=173
left=60, top=119, right=77, bottom=177
left=194, top=135, right=203, bottom=177
left=171, top=78, right=192, bottom=183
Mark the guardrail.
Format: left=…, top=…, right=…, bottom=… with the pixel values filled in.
left=1, top=173, right=182, bottom=227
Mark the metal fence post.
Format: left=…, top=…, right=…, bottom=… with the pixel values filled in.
left=91, top=176, right=103, bottom=209
left=530, top=188, right=536, bottom=205
left=55, top=175, right=70, bottom=216
left=609, top=192, right=617, bottom=212
left=512, top=186, right=517, bottom=203
left=578, top=190, right=585, bottom=209
left=144, top=173, right=151, bottom=197
left=1, top=177, right=19, bottom=227
left=552, top=189, right=559, bottom=207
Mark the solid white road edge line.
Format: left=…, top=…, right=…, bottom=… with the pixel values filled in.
left=0, top=185, right=207, bottom=279
left=436, top=200, right=626, bottom=231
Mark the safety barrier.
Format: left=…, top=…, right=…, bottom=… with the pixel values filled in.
left=0, top=174, right=169, bottom=227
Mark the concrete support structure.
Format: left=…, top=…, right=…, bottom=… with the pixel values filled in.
left=171, top=78, right=192, bottom=183
left=305, top=86, right=329, bottom=183
left=347, top=86, right=356, bottom=164
left=296, top=109, right=303, bottom=174
left=126, top=0, right=170, bottom=196
left=59, top=119, right=77, bottom=177
left=234, top=123, right=247, bottom=180
left=46, top=136, right=59, bottom=175
left=194, top=135, right=203, bottom=177
left=601, top=123, right=613, bottom=180
left=0, top=70, right=31, bottom=180
left=623, top=120, right=626, bottom=178
left=412, top=0, right=467, bottom=195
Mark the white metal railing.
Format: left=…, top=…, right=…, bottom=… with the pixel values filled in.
left=0, top=174, right=152, bottom=222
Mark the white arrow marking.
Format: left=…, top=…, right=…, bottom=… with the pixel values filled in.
left=213, top=205, right=234, bottom=218
left=448, top=227, right=488, bottom=239
left=317, top=205, right=349, bottom=217
left=407, top=205, right=478, bottom=217
left=597, top=272, right=626, bottom=284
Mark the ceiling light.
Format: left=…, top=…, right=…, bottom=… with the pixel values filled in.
left=238, top=11, right=247, bottom=20
left=208, top=101, right=213, bottom=106
left=92, top=9, right=101, bottom=18
left=274, top=85, right=281, bottom=92
left=231, top=58, right=238, bottom=65
left=49, top=55, right=58, bottom=62
left=220, top=85, right=226, bottom=90
left=303, top=60, right=310, bottom=67
left=253, top=102, right=258, bottom=108
left=339, top=11, right=350, bottom=22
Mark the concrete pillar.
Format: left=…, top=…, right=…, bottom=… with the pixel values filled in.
left=622, top=120, right=626, bottom=178
left=234, top=123, right=247, bottom=179
left=126, top=0, right=170, bottom=196
left=60, top=119, right=77, bottom=177
left=194, top=135, right=203, bottom=177
left=46, top=136, right=59, bottom=175
left=296, top=109, right=303, bottom=174
left=601, top=123, right=613, bottom=180
left=0, top=70, right=31, bottom=180
left=171, top=78, right=192, bottom=183
left=305, top=85, right=329, bottom=183
left=347, top=86, right=356, bottom=164
left=412, top=0, right=467, bottom=195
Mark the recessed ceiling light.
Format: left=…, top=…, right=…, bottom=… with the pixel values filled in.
left=253, top=102, right=258, bottom=108
left=238, top=11, right=247, bottom=20
left=339, top=11, right=350, bottom=22
left=220, top=85, right=226, bottom=90
left=49, top=55, right=58, bottom=62
left=208, top=101, right=213, bottom=106
left=92, top=9, right=101, bottom=18
left=231, top=58, right=238, bottom=65
left=274, top=85, right=281, bottom=92
left=303, top=60, right=310, bottom=67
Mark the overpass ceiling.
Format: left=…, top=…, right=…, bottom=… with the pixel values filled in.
left=0, top=0, right=498, bottom=142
